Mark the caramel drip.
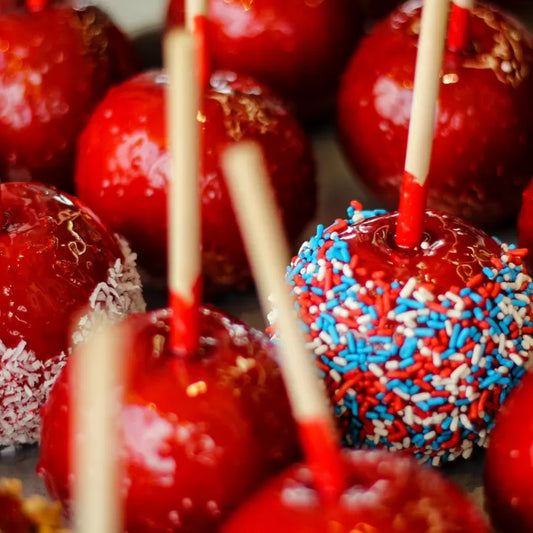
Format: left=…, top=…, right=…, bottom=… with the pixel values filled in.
left=462, top=7, right=532, bottom=87
left=208, top=92, right=277, bottom=141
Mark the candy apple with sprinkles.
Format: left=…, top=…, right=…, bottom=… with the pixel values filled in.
left=282, top=0, right=533, bottom=466
left=219, top=140, right=488, bottom=533
left=0, top=182, right=145, bottom=447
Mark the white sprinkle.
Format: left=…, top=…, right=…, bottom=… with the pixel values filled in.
left=424, top=431, right=436, bottom=441
left=399, top=278, right=417, bottom=299
left=329, top=369, right=342, bottom=383
left=368, top=363, right=384, bottom=377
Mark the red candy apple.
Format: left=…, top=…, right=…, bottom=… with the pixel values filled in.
left=222, top=450, right=489, bottom=532
left=0, top=2, right=137, bottom=190
left=39, top=306, right=299, bottom=533
left=167, top=0, right=362, bottom=121
left=518, top=178, right=533, bottom=272
left=75, top=69, right=316, bottom=294
left=484, top=368, right=533, bottom=532
left=0, top=181, right=144, bottom=447
left=338, top=1, right=533, bottom=227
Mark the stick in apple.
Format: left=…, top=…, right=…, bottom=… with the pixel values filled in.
left=186, top=0, right=210, bottom=87
left=71, top=323, right=124, bottom=533
left=396, top=0, right=450, bottom=249
left=25, top=0, right=46, bottom=12
left=447, top=0, right=475, bottom=53
left=164, top=29, right=202, bottom=355
left=222, top=141, right=345, bottom=503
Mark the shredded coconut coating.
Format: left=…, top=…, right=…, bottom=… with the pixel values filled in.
left=0, top=236, right=145, bottom=447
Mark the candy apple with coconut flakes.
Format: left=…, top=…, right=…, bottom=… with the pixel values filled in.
left=338, top=1, right=533, bottom=227
left=167, top=0, right=362, bottom=121
left=0, top=181, right=144, bottom=447
left=39, top=306, right=299, bottom=533
left=0, top=0, right=137, bottom=190
left=75, top=70, right=316, bottom=294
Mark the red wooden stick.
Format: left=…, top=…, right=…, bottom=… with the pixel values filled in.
left=164, top=30, right=202, bottom=356
left=222, top=142, right=346, bottom=504
left=447, top=1, right=474, bottom=53
left=193, top=14, right=210, bottom=89
left=395, top=0, right=449, bottom=249
left=26, top=0, right=47, bottom=12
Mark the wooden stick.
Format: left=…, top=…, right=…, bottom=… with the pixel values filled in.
left=72, top=325, right=124, bottom=533
left=447, top=0, right=475, bottom=53
left=164, top=29, right=202, bottom=356
left=185, top=0, right=208, bottom=32
left=185, top=0, right=210, bottom=88
left=395, top=0, right=450, bottom=249
left=222, top=141, right=345, bottom=503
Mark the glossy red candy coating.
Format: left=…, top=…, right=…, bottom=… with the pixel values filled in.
left=222, top=450, right=489, bottom=532
left=338, top=210, right=501, bottom=293
left=0, top=182, right=122, bottom=361
left=484, top=368, right=533, bottom=532
left=39, top=306, right=299, bottom=533
left=0, top=4, right=137, bottom=190
left=518, top=179, right=533, bottom=272
left=167, top=0, right=362, bottom=121
left=75, top=70, right=316, bottom=294
left=338, top=1, right=533, bottom=227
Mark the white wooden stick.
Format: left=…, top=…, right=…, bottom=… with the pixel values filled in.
left=72, top=325, right=124, bottom=533
left=221, top=142, right=330, bottom=423
left=452, top=0, right=474, bottom=9
left=164, top=29, right=201, bottom=307
left=185, top=0, right=208, bottom=32
left=404, top=0, right=450, bottom=185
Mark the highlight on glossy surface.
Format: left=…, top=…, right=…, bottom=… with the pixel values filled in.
left=222, top=141, right=345, bottom=502
left=72, top=324, right=124, bottom=533
left=396, top=0, right=449, bottom=249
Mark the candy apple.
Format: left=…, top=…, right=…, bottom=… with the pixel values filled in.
left=222, top=450, right=489, bottom=532
left=39, top=306, right=299, bottom=533
left=484, top=367, right=533, bottom=532
left=338, top=1, right=533, bottom=227
left=283, top=204, right=533, bottom=463
left=518, top=178, right=533, bottom=272
left=167, top=0, right=362, bottom=121
left=0, top=181, right=145, bottom=446
left=0, top=2, right=138, bottom=190
left=75, top=69, right=316, bottom=294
